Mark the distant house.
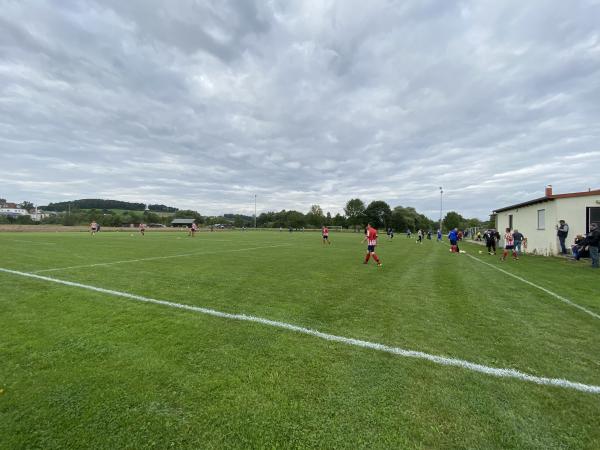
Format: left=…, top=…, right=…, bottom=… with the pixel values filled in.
left=493, top=185, right=600, bottom=255
left=0, top=204, right=29, bottom=217
left=171, top=218, right=196, bottom=227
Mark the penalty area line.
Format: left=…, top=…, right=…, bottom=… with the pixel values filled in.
left=0, top=267, right=599, bottom=395
left=31, top=244, right=293, bottom=273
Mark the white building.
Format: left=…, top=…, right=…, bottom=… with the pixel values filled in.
left=493, top=186, right=600, bottom=256
left=0, top=204, right=29, bottom=217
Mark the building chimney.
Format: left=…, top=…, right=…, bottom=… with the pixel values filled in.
left=545, top=185, right=553, bottom=197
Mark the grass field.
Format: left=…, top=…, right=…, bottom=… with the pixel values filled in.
left=1, top=230, right=599, bottom=449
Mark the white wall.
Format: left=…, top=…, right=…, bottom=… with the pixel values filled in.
left=494, top=195, right=600, bottom=255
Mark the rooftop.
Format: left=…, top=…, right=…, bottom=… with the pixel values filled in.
left=494, top=186, right=600, bottom=213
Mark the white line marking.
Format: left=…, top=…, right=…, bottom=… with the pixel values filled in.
left=31, top=244, right=292, bottom=273
left=3, top=239, right=57, bottom=245
left=1, top=266, right=598, bottom=394
left=463, top=252, right=600, bottom=321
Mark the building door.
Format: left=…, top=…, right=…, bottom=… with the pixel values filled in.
left=587, top=207, right=600, bottom=232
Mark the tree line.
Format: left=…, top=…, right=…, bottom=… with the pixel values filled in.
left=2, top=196, right=489, bottom=231
left=40, top=199, right=179, bottom=212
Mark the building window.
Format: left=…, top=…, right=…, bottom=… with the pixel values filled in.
left=508, top=214, right=513, bottom=230
left=537, top=209, right=545, bottom=230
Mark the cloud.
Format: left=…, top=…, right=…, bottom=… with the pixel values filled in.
left=1, top=0, right=600, bottom=218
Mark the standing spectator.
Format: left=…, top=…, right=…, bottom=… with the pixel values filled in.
left=557, top=220, right=569, bottom=255
left=580, top=224, right=600, bottom=268
left=483, top=229, right=498, bottom=255
left=512, top=229, right=525, bottom=255
left=406, top=228, right=412, bottom=238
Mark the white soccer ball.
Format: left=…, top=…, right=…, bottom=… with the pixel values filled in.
left=478, top=250, right=483, bottom=254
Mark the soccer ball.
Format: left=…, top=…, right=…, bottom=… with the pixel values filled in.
left=130, top=233, right=133, bottom=236
left=478, top=250, right=483, bottom=254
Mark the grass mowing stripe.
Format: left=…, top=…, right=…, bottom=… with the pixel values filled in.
left=31, top=244, right=293, bottom=273
left=463, top=252, right=600, bottom=321
left=1, top=266, right=599, bottom=395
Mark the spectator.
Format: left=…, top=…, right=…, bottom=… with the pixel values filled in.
left=571, top=235, right=586, bottom=260
left=483, top=229, right=498, bottom=255
left=580, top=224, right=600, bottom=268
left=513, top=229, right=525, bottom=255
left=557, top=220, right=569, bottom=255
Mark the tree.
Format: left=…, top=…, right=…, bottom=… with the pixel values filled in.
left=332, top=213, right=347, bottom=227
left=286, top=210, right=306, bottom=228
left=344, top=198, right=366, bottom=228
left=20, top=201, right=35, bottom=211
left=175, top=209, right=204, bottom=223
left=364, top=201, right=392, bottom=229
left=306, top=204, right=325, bottom=227
left=443, top=211, right=465, bottom=231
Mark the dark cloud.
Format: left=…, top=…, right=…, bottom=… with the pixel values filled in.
left=1, top=0, right=600, bottom=218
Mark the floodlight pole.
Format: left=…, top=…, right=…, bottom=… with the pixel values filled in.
left=439, top=187, right=443, bottom=232
left=254, top=194, right=257, bottom=229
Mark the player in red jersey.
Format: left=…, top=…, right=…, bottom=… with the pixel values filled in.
left=322, top=226, right=331, bottom=245
left=139, top=222, right=146, bottom=236
left=90, top=221, right=98, bottom=236
left=501, top=228, right=518, bottom=261
left=188, top=222, right=198, bottom=237
left=361, top=223, right=382, bottom=266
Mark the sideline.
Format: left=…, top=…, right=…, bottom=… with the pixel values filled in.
left=31, top=244, right=292, bottom=273
left=462, top=251, right=600, bottom=321
left=1, top=266, right=598, bottom=395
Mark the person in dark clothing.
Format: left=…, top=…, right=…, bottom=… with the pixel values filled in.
left=483, top=229, right=498, bottom=255
left=571, top=235, right=587, bottom=260
left=557, top=220, right=569, bottom=254
left=512, top=229, right=525, bottom=255
left=580, top=224, right=600, bottom=268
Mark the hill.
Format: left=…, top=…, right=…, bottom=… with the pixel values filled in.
left=40, top=199, right=178, bottom=213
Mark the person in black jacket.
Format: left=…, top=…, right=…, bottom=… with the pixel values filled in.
left=557, top=220, right=569, bottom=254
left=581, top=223, right=600, bottom=268
left=483, top=229, right=498, bottom=255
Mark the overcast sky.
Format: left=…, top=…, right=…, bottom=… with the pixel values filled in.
left=1, top=0, right=600, bottom=219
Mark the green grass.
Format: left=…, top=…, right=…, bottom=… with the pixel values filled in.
left=0, top=231, right=599, bottom=449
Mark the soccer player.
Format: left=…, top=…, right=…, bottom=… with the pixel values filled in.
left=437, top=229, right=442, bottom=242
left=362, top=223, right=382, bottom=267
left=501, top=228, right=518, bottom=261
left=416, top=229, right=423, bottom=243
left=188, top=222, right=198, bottom=237
left=322, top=225, right=331, bottom=245
left=139, top=222, right=146, bottom=236
left=448, top=228, right=459, bottom=253
left=90, top=221, right=98, bottom=236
